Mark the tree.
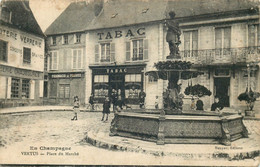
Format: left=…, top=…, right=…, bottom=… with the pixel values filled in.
left=238, top=88, right=260, bottom=111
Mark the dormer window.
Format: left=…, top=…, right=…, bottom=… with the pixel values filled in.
left=1, top=5, right=12, bottom=23
left=75, top=33, right=81, bottom=43
left=52, top=36, right=56, bottom=45
left=63, top=35, right=68, bottom=44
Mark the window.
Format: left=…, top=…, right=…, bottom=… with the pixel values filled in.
left=22, top=79, right=30, bottom=98
left=52, top=36, right=56, bottom=45
left=148, top=75, right=158, bottom=83
left=126, top=39, right=148, bottom=62
left=59, top=84, right=70, bottom=98
left=63, top=35, right=68, bottom=44
left=184, top=30, right=198, bottom=57
left=0, top=40, right=7, bottom=62
left=49, top=51, right=58, bottom=70
left=101, top=43, right=110, bottom=62
left=1, top=6, right=11, bottom=23
left=95, top=43, right=115, bottom=63
left=93, top=75, right=109, bottom=98
left=11, top=78, right=19, bottom=98
left=125, top=74, right=142, bottom=99
left=248, top=25, right=259, bottom=47
left=75, top=34, right=81, bottom=43
left=72, top=49, right=82, bottom=69
left=215, top=27, right=231, bottom=55
left=23, top=47, right=31, bottom=64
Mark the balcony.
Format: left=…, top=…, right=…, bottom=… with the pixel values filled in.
left=180, top=46, right=260, bottom=66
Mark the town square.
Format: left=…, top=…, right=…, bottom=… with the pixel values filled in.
left=0, top=0, right=260, bottom=166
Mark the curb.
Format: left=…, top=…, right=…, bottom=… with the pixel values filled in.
left=85, top=131, right=260, bottom=160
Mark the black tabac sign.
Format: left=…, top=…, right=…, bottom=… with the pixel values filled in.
left=97, top=28, right=145, bottom=40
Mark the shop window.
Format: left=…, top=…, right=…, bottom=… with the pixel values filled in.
left=184, top=30, right=198, bottom=57
left=93, top=75, right=109, bottom=98
left=49, top=51, right=58, bottom=70
left=75, top=33, right=81, bottom=43
left=11, top=78, right=19, bottom=98
left=95, top=43, right=115, bottom=63
left=49, top=81, right=57, bottom=97
left=125, top=74, right=142, bottom=99
left=22, top=79, right=30, bottom=98
left=0, top=40, right=7, bottom=62
left=63, top=35, right=68, bottom=44
left=72, top=49, right=82, bottom=69
left=215, top=27, right=231, bottom=56
left=59, top=84, right=70, bottom=98
left=126, top=39, right=148, bottom=62
left=23, top=47, right=31, bottom=64
left=52, top=36, right=56, bottom=45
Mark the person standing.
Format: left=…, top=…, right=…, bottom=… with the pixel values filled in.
left=71, top=96, right=80, bottom=121
left=116, top=95, right=125, bottom=112
left=89, top=93, right=94, bottom=110
left=139, top=90, right=146, bottom=109
left=102, top=96, right=111, bottom=122
left=211, top=97, right=224, bottom=112
left=196, top=99, right=204, bottom=111
left=111, top=89, right=118, bottom=112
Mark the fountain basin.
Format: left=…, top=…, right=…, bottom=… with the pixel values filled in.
left=110, top=111, right=248, bottom=146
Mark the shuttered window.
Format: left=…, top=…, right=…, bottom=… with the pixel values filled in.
left=72, top=49, right=82, bottom=69
left=23, top=47, right=31, bottom=64
left=215, top=27, right=231, bottom=55
left=49, top=51, right=58, bottom=70
left=0, top=40, right=7, bottom=62
left=125, top=39, right=148, bottom=62
left=95, top=43, right=115, bottom=63
left=183, top=30, right=198, bottom=57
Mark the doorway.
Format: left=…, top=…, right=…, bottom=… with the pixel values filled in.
left=109, top=74, right=125, bottom=98
left=214, top=77, right=230, bottom=107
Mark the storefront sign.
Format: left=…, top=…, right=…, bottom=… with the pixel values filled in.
left=50, top=73, right=83, bottom=79
left=106, top=68, right=127, bottom=73
left=97, top=28, right=145, bottom=40
left=0, top=64, right=43, bottom=79
left=0, top=26, right=42, bottom=48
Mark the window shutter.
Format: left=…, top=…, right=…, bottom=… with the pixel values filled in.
left=49, top=52, right=52, bottom=70
left=144, top=39, right=148, bottom=60
left=78, top=50, right=82, bottom=69
left=110, top=43, right=115, bottom=62
left=95, top=44, right=99, bottom=63
left=126, top=41, right=131, bottom=61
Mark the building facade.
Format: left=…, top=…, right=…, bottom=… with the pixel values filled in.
left=0, top=1, right=45, bottom=108
left=45, top=0, right=260, bottom=111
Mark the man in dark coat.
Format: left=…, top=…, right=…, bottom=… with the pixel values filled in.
left=211, top=97, right=224, bottom=112
left=102, top=96, right=111, bottom=122
left=139, top=90, right=146, bottom=109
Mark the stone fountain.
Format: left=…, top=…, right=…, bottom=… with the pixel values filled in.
left=109, top=11, right=248, bottom=146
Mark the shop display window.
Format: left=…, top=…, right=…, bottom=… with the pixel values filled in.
left=59, top=84, right=70, bottom=98
left=94, top=75, right=109, bottom=98
left=125, top=74, right=142, bottom=99
left=11, top=78, right=19, bottom=98
left=22, top=79, right=30, bottom=98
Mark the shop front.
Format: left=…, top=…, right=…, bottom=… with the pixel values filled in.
left=90, top=64, right=146, bottom=104
left=48, top=72, right=85, bottom=105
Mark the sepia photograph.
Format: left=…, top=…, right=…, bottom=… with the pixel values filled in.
left=0, top=0, right=259, bottom=166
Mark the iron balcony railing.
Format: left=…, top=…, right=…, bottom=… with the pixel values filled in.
left=180, top=46, right=260, bottom=65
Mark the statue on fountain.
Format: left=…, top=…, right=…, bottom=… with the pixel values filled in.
left=166, top=11, right=181, bottom=59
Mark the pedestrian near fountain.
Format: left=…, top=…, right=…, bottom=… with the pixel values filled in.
left=139, top=90, right=146, bottom=109
left=89, top=93, right=94, bottom=110
left=116, top=95, right=125, bottom=112
left=101, top=96, right=111, bottom=122
left=211, top=97, right=224, bottom=112
left=196, top=98, right=204, bottom=111
left=71, top=96, right=80, bottom=121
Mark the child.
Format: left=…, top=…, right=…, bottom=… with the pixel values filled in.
left=102, top=96, right=111, bottom=122
left=116, top=96, right=125, bottom=112
left=71, top=96, right=80, bottom=121
left=155, top=96, right=159, bottom=109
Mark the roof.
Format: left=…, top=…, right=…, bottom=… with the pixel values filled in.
left=87, top=0, right=259, bottom=30
left=45, top=1, right=102, bottom=35
left=46, top=0, right=259, bottom=34
left=0, top=0, right=44, bottom=37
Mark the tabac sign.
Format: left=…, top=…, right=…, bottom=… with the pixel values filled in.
left=97, top=28, right=145, bottom=40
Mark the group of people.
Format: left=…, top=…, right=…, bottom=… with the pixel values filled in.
left=191, top=96, right=224, bottom=112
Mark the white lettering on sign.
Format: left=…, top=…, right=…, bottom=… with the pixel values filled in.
left=97, top=28, right=145, bottom=40
left=106, top=68, right=127, bottom=73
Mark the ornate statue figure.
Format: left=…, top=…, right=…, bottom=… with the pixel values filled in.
left=165, top=11, right=181, bottom=59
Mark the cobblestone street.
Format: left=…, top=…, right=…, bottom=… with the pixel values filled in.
left=0, top=111, right=259, bottom=166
